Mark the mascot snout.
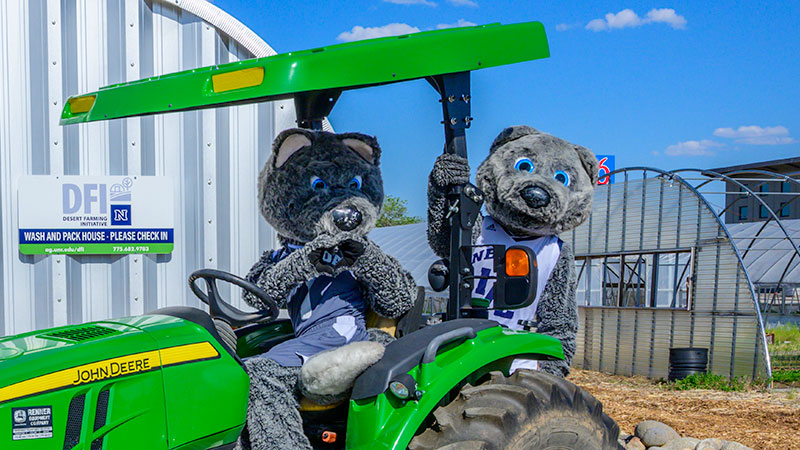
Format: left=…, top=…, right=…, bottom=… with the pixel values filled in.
left=316, top=196, right=378, bottom=237
left=332, top=206, right=363, bottom=231
left=521, top=185, right=550, bottom=208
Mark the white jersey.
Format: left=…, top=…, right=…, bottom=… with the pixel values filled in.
left=471, top=216, right=562, bottom=372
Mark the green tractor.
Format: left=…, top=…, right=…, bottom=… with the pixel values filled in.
left=1, top=22, right=622, bottom=450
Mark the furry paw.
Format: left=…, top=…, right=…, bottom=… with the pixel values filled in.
left=305, top=232, right=368, bottom=275
left=299, top=341, right=385, bottom=405
left=367, top=328, right=396, bottom=346
left=430, top=153, right=471, bottom=188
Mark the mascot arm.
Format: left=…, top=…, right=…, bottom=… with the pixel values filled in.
left=534, top=242, right=579, bottom=378
left=351, top=239, right=417, bottom=319
left=243, top=235, right=345, bottom=309
left=242, top=250, right=309, bottom=309
left=427, top=153, right=481, bottom=258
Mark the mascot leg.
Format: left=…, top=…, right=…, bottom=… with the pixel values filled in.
left=236, top=357, right=312, bottom=450
left=300, top=341, right=385, bottom=405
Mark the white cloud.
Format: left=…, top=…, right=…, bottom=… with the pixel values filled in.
left=447, top=0, right=478, bottom=6
left=664, top=139, right=724, bottom=156
left=736, top=136, right=796, bottom=145
left=436, top=19, right=478, bottom=29
left=586, top=8, right=686, bottom=31
left=382, top=0, right=437, bottom=6
left=645, top=8, right=688, bottom=29
left=713, top=125, right=796, bottom=145
left=337, top=23, right=422, bottom=42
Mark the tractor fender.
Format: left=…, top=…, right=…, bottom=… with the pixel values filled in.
left=345, top=320, right=565, bottom=449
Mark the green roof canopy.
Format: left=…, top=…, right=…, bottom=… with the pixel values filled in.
left=60, top=21, right=549, bottom=125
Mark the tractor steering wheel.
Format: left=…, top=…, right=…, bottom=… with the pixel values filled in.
left=188, top=269, right=279, bottom=327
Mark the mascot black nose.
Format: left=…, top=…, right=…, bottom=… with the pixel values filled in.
left=332, top=207, right=363, bottom=231
left=521, top=186, right=550, bottom=208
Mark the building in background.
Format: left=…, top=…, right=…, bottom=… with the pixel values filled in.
left=712, top=157, right=800, bottom=224
left=564, top=169, right=770, bottom=380
left=561, top=166, right=799, bottom=380
left=0, top=0, right=300, bottom=336
left=371, top=164, right=800, bottom=380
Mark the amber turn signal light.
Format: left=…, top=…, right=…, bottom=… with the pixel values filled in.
left=505, top=248, right=529, bottom=277
left=322, top=431, right=337, bottom=443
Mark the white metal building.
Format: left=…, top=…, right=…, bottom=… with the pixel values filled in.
left=0, top=0, right=296, bottom=336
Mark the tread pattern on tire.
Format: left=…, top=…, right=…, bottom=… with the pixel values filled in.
left=408, top=370, right=622, bottom=450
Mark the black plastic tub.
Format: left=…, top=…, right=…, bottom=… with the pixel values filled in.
left=668, top=347, right=708, bottom=381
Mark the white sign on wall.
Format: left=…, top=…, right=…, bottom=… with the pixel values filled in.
left=18, top=176, right=174, bottom=255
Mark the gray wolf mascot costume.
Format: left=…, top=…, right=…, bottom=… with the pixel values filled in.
left=236, top=128, right=417, bottom=449
left=427, top=125, right=598, bottom=377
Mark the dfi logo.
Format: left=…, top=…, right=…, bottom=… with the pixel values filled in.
left=321, top=249, right=343, bottom=267
left=111, top=205, right=131, bottom=226
left=63, top=184, right=107, bottom=214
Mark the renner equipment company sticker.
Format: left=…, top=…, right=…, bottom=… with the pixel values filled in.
left=17, top=176, right=174, bottom=255
left=12, top=406, right=53, bottom=440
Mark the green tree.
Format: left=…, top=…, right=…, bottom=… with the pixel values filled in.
left=376, top=196, right=422, bottom=227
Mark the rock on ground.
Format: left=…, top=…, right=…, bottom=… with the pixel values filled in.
left=695, top=438, right=725, bottom=450
left=662, top=437, right=700, bottom=450
left=720, top=442, right=753, bottom=450
left=625, top=436, right=646, bottom=450
left=635, top=420, right=681, bottom=448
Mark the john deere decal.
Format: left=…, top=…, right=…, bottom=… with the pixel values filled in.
left=0, top=342, right=218, bottom=404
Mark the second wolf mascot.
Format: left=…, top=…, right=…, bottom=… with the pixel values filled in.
left=427, top=125, right=598, bottom=377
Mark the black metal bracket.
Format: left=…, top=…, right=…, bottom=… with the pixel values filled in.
left=427, top=72, right=483, bottom=321
left=294, top=89, right=342, bottom=130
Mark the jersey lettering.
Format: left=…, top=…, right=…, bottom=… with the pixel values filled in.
left=493, top=309, right=514, bottom=319
left=475, top=267, right=492, bottom=295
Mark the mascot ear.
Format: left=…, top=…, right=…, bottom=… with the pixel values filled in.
left=340, top=133, right=381, bottom=165
left=574, top=145, right=600, bottom=186
left=273, top=129, right=313, bottom=168
left=489, top=125, right=540, bottom=153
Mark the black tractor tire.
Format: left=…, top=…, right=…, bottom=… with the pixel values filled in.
left=408, top=370, right=623, bottom=450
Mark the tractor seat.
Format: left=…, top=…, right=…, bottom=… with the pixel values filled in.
left=298, top=287, right=426, bottom=412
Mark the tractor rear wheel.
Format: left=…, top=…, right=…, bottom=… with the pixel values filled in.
left=408, top=370, right=622, bottom=450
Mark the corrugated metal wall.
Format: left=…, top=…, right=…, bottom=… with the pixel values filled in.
left=565, top=173, right=770, bottom=379
left=0, top=0, right=290, bottom=336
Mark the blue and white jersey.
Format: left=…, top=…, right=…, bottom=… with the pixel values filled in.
left=471, top=216, right=562, bottom=372
left=259, top=245, right=369, bottom=367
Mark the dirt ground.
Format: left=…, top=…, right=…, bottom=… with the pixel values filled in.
left=569, top=369, right=800, bottom=450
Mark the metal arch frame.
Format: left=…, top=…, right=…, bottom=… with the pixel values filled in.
left=674, top=169, right=800, bottom=261
left=167, top=0, right=277, bottom=58
left=708, top=169, right=800, bottom=317
left=681, top=169, right=800, bottom=313
left=601, top=166, right=772, bottom=378
left=687, top=170, right=800, bottom=253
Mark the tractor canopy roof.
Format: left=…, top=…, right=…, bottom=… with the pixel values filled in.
left=60, top=21, right=549, bottom=125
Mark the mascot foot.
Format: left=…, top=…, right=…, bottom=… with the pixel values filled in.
left=300, top=341, right=385, bottom=405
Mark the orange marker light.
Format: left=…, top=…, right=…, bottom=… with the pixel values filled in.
left=505, top=248, right=529, bottom=277
left=322, top=431, right=337, bottom=443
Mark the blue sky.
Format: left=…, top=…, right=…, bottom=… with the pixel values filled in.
left=213, top=0, right=800, bottom=217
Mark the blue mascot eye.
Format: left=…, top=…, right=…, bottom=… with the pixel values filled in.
left=514, top=158, right=534, bottom=172
left=554, top=170, right=570, bottom=186
left=349, top=175, right=363, bottom=190
left=310, top=176, right=327, bottom=190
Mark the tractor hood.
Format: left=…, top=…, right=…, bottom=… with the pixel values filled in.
left=0, top=310, right=247, bottom=449
left=0, top=313, right=220, bottom=404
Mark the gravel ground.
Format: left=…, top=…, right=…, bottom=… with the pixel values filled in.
left=568, top=369, right=800, bottom=450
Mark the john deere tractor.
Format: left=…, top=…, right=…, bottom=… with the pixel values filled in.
left=0, top=22, right=622, bottom=449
